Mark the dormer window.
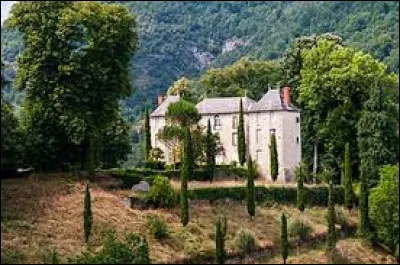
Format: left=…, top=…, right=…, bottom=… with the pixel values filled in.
left=214, top=115, right=221, bottom=130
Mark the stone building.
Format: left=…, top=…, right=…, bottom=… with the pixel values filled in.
left=150, top=87, right=301, bottom=182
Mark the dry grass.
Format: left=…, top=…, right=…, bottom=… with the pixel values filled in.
left=253, top=238, right=398, bottom=264
left=0, top=174, right=390, bottom=264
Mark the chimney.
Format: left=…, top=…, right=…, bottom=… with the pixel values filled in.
left=157, top=95, right=165, bottom=106
left=282, top=86, right=291, bottom=108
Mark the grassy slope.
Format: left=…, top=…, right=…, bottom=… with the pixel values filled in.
left=0, top=174, right=396, bottom=264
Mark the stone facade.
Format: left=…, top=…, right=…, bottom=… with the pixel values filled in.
left=150, top=88, right=301, bottom=182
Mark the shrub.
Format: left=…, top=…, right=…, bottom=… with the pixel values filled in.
left=281, top=213, right=289, bottom=264
left=147, top=215, right=169, bottom=240
left=147, top=175, right=177, bottom=208
left=335, top=208, right=351, bottom=233
left=69, top=230, right=150, bottom=264
left=215, top=216, right=227, bottom=264
left=395, top=243, right=399, bottom=261
left=84, top=184, right=92, bottom=243
left=327, top=182, right=336, bottom=251
left=142, top=160, right=165, bottom=170
left=234, top=229, right=257, bottom=255
left=369, top=164, right=399, bottom=251
left=288, top=219, right=313, bottom=241
left=41, top=248, right=60, bottom=264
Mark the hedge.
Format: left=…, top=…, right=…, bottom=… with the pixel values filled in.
left=188, top=186, right=346, bottom=207
left=102, top=167, right=248, bottom=188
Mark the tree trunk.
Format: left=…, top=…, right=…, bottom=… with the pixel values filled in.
left=312, top=142, right=318, bottom=183
left=83, top=136, right=95, bottom=179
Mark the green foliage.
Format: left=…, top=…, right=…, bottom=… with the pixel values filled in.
left=1, top=100, right=24, bottom=174
left=142, top=160, right=165, bottom=170
left=246, top=157, right=256, bottom=218
left=358, top=169, right=370, bottom=237
left=147, top=215, right=169, bottom=240
left=0, top=249, right=26, bottom=264
left=84, top=184, right=93, bottom=243
left=296, top=164, right=305, bottom=212
left=167, top=77, right=191, bottom=98
left=269, top=133, right=278, bottom=181
left=41, top=248, right=60, bottom=264
left=369, top=164, right=399, bottom=251
left=395, top=244, right=399, bottom=261
left=357, top=86, right=398, bottom=188
left=288, top=219, right=313, bottom=242
left=69, top=230, right=150, bottom=264
left=167, top=100, right=201, bottom=127
left=327, top=182, right=336, bottom=250
left=215, top=215, right=227, bottom=264
left=98, top=117, right=132, bottom=169
left=234, top=229, right=257, bottom=255
left=144, top=106, right=152, bottom=161
left=147, top=175, right=177, bottom=208
left=281, top=213, right=289, bottom=264
left=205, top=119, right=217, bottom=182
left=188, top=185, right=347, bottom=206
left=199, top=57, right=282, bottom=100
left=8, top=1, right=139, bottom=172
left=344, top=143, right=354, bottom=210
left=237, top=99, right=246, bottom=166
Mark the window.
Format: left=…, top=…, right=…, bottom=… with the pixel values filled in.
left=256, top=150, right=262, bottom=162
left=296, top=117, right=300, bottom=123
left=214, top=115, right=221, bottom=130
left=270, top=128, right=276, bottom=135
left=296, top=137, right=299, bottom=144
left=232, top=132, right=237, bottom=146
left=232, top=116, right=238, bottom=129
left=256, top=129, right=262, bottom=143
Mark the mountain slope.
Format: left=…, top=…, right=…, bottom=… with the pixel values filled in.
left=1, top=1, right=399, bottom=121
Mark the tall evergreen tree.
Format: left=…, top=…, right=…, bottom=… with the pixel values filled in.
left=344, top=143, right=353, bottom=210
left=206, top=119, right=216, bottom=182
left=247, top=157, right=256, bottom=219
left=358, top=170, right=370, bottom=237
left=270, top=133, right=279, bottom=181
left=281, top=213, right=289, bottom=264
left=144, top=105, right=152, bottom=160
left=296, top=169, right=305, bottom=212
left=180, top=127, right=193, bottom=226
left=215, top=215, right=227, bottom=264
left=327, top=181, right=336, bottom=250
left=357, top=86, right=397, bottom=188
left=237, top=99, right=246, bottom=165
left=84, top=184, right=93, bottom=243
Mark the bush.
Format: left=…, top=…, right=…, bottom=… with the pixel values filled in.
left=147, top=175, right=177, bottom=208
left=234, top=229, right=257, bottom=255
left=188, top=185, right=347, bottom=206
left=142, top=160, right=165, bottom=170
left=395, top=243, right=399, bottom=261
left=68, top=230, right=150, bottom=264
left=41, top=248, right=60, bottom=264
left=369, top=164, right=399, bottom=251
left=147, top=215, right=169, bottom=240
left=335, top=208, right=351, bottom=233
left=288, top=219, right=313, bottom=241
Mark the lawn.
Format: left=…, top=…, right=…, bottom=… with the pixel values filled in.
left=0, top=174, right=395, bottom=264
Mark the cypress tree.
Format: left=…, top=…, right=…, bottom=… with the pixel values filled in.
left=144, top=105, right=152, bottom=161
left=180, top=127, right=192, bottom=226
left=215, top=215, right=227, bottom=264
left=358, top=170, right=370, bottom=237
left=296, top=168, right=305, bottom=212
left=237, top=99, right=246, bottom=166
left=270, top=133, right=279, bottom=181
left=281, top=213, right=289, bottom=264
left=83, top=184, right=93, bottom=243
left=206, top=119, right=216, bottom=183
left=344, top=143, right=353, bottom=210
left=327, top=181, right=336, bottom=250
left=247, top=157, right=256, bottom=219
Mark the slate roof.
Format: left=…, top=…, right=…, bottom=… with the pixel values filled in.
left=249, top=89, right=299, bottom=112
left=196, top=97, right=256, bottom=115
left=150, top=90, right=299, bottom=117
left=150, top=95, right=180, bottom=117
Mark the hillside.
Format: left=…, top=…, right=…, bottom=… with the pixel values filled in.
left=1, top=174, right=397, bottom=264
left=1, top=1, right=399, bottom=122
